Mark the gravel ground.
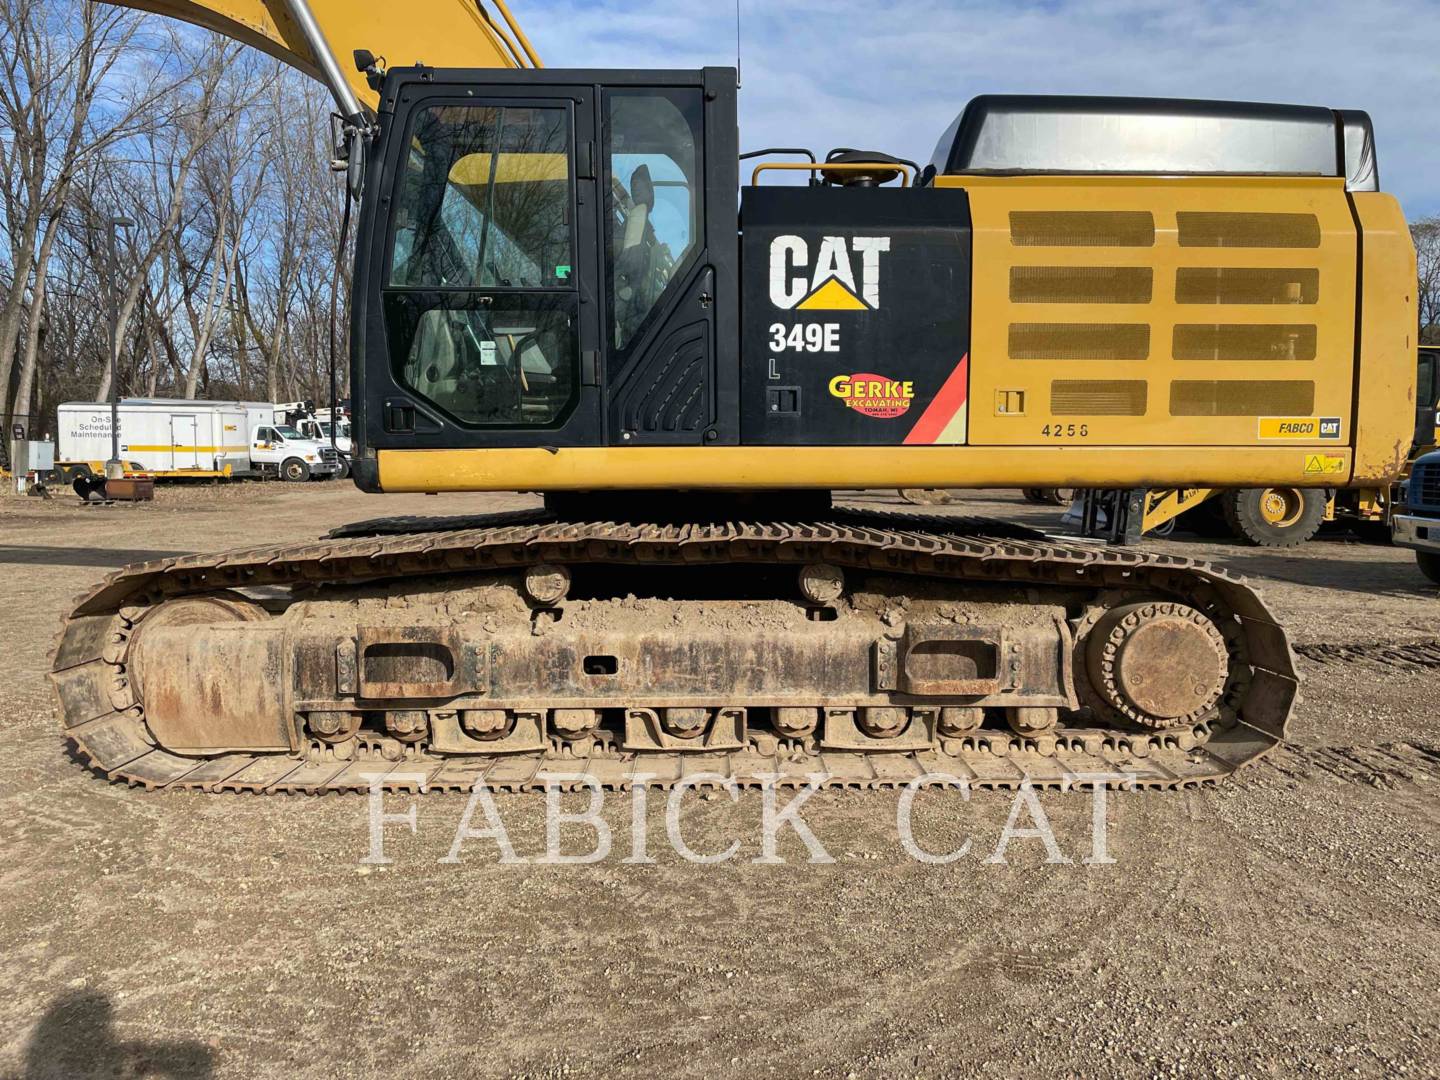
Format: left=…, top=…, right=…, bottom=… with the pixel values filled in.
left=1, top=481, right=1437, bottom=1079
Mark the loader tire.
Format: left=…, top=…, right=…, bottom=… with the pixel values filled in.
left=1417, top=551, right=1440, bottom=586
left=1222, top=487, right=1325, bottom=548
left=281, top=457, right=311, bottom=483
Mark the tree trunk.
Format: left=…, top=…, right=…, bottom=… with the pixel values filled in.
left=11, top=212, right=61, bottom=426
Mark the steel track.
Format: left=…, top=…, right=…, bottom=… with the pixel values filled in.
left=50, top=510, right=1297, bottom=793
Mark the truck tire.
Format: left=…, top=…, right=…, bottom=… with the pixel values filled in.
left=335, top=458, right=350, bottom=481
left=1221, top=487, right=1325, bottom=548
left=1418, top=551, right=1440, bottom=586
left=281, top=457, right=310, bottom=483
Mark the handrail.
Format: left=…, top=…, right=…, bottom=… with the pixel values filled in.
left=750, top=161, right=913, bottom=187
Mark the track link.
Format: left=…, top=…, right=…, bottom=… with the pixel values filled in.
left=50, top=510, right=1297, bottom=794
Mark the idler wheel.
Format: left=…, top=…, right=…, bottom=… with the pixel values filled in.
left=126, top=592, right=269, bottom=700
left=1085, top=602, right=1228, bottom=730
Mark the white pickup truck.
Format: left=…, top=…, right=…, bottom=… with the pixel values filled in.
left=290, top=417, right=352, bottom=477
left=249, top=423, right=344, bottom=481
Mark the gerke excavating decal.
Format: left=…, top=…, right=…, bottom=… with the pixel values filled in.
left=769, top=235, right=891, bottom=310
left=829, top=373, right=915, bottom=418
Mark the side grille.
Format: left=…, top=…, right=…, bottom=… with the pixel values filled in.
left=1009, top=322, right=1150, bottom=360
left=1176, top=212, right=1322, bottom=248
left=1172, top=324, right=1318, bottom=362
left=617, top=318, right=712, bottom=434
left=1169, top=380, right=1315, bottom=416
left=1009, top=266, right=1153, bottom=304
left=1050, top=379, right=1148, bottom=416
left=1176, top=267, right=1319, bottom=305
left=1009, top=211, right=1155, bottom=247
left=1413, top=463, right=1440, bottom=511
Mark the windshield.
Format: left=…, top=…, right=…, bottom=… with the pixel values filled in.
left=273, top=425, right=303, bottom=439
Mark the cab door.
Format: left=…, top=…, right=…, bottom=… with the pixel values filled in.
left=599, top=75, right=738, bottom=445
left=367, top=83, right=602, bottom=448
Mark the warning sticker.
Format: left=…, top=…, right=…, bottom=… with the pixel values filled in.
left=1259, top=416, right=1342, bottom=440
left=1302, top=453, right=1346, bottom=476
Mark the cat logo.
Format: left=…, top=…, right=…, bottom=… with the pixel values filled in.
left=769, top=235, right=890, bottom=311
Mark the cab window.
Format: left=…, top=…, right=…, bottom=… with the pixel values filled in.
left=603, top=89, right=703, bottom=351
left=1419, top=350, right=1437, bottom=407
left=385, top=103, right=579, bottom=428
left=390, top=105, right=571, bottom=289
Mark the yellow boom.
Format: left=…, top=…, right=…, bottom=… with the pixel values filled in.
left=109, top=0, right=540, bottom=111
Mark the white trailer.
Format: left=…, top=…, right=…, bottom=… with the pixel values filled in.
left=56, top=399, right=255, bottom=478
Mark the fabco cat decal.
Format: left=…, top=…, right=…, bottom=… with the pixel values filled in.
left=828, top=372, right=915, bottom=418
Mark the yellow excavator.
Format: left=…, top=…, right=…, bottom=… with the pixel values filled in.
left=51, top=0, right=1418, bottom=793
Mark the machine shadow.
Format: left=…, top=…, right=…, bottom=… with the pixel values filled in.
left=20, top=989, right=214, bottom=1080
left=1200, top=546, right=1439, bottom=598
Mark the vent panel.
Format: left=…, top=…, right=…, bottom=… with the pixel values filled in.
left=1050, top=379, right=1148, bottom=416
left=1176, top=212, right=1322, bottom=248
left=1169, top=379, right=1315, bottom=416
left=1009, top=322, right=1150, bottom=360
left=1010, top=211, right=1155, bottom=247
left=1175, top=267, right=1319, bottom=305
left=1173, top=324, right=1318, bottom=361
left=1009, top=266, right=1153, bottom=304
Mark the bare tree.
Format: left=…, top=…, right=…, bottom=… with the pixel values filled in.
left=0, top=0, right=158, bottom=429
left=91, top=30, right=252, bottom=400
left=1413, top=216, right=1440, bottom=346
left=1, top=1, right=349, bottom=435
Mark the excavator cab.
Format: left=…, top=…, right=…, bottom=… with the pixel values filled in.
left=351, top=66, right=738, bottom=479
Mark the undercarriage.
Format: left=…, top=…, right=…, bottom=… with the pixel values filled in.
left=50, top=510, right=1296, bottom=793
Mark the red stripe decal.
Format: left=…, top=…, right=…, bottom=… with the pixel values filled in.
left=903, top=354, right=969, bottom=445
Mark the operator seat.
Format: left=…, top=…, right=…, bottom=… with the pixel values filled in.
left=403, top=310, right=463, bottom=404
left=616, top=164, right=655, bottom=299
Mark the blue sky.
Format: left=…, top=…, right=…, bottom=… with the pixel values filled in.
left=519, top=0, right=1439, bottom=217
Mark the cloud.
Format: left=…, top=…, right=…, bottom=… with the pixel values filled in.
left=523, top=0, right=1439, bottom=215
